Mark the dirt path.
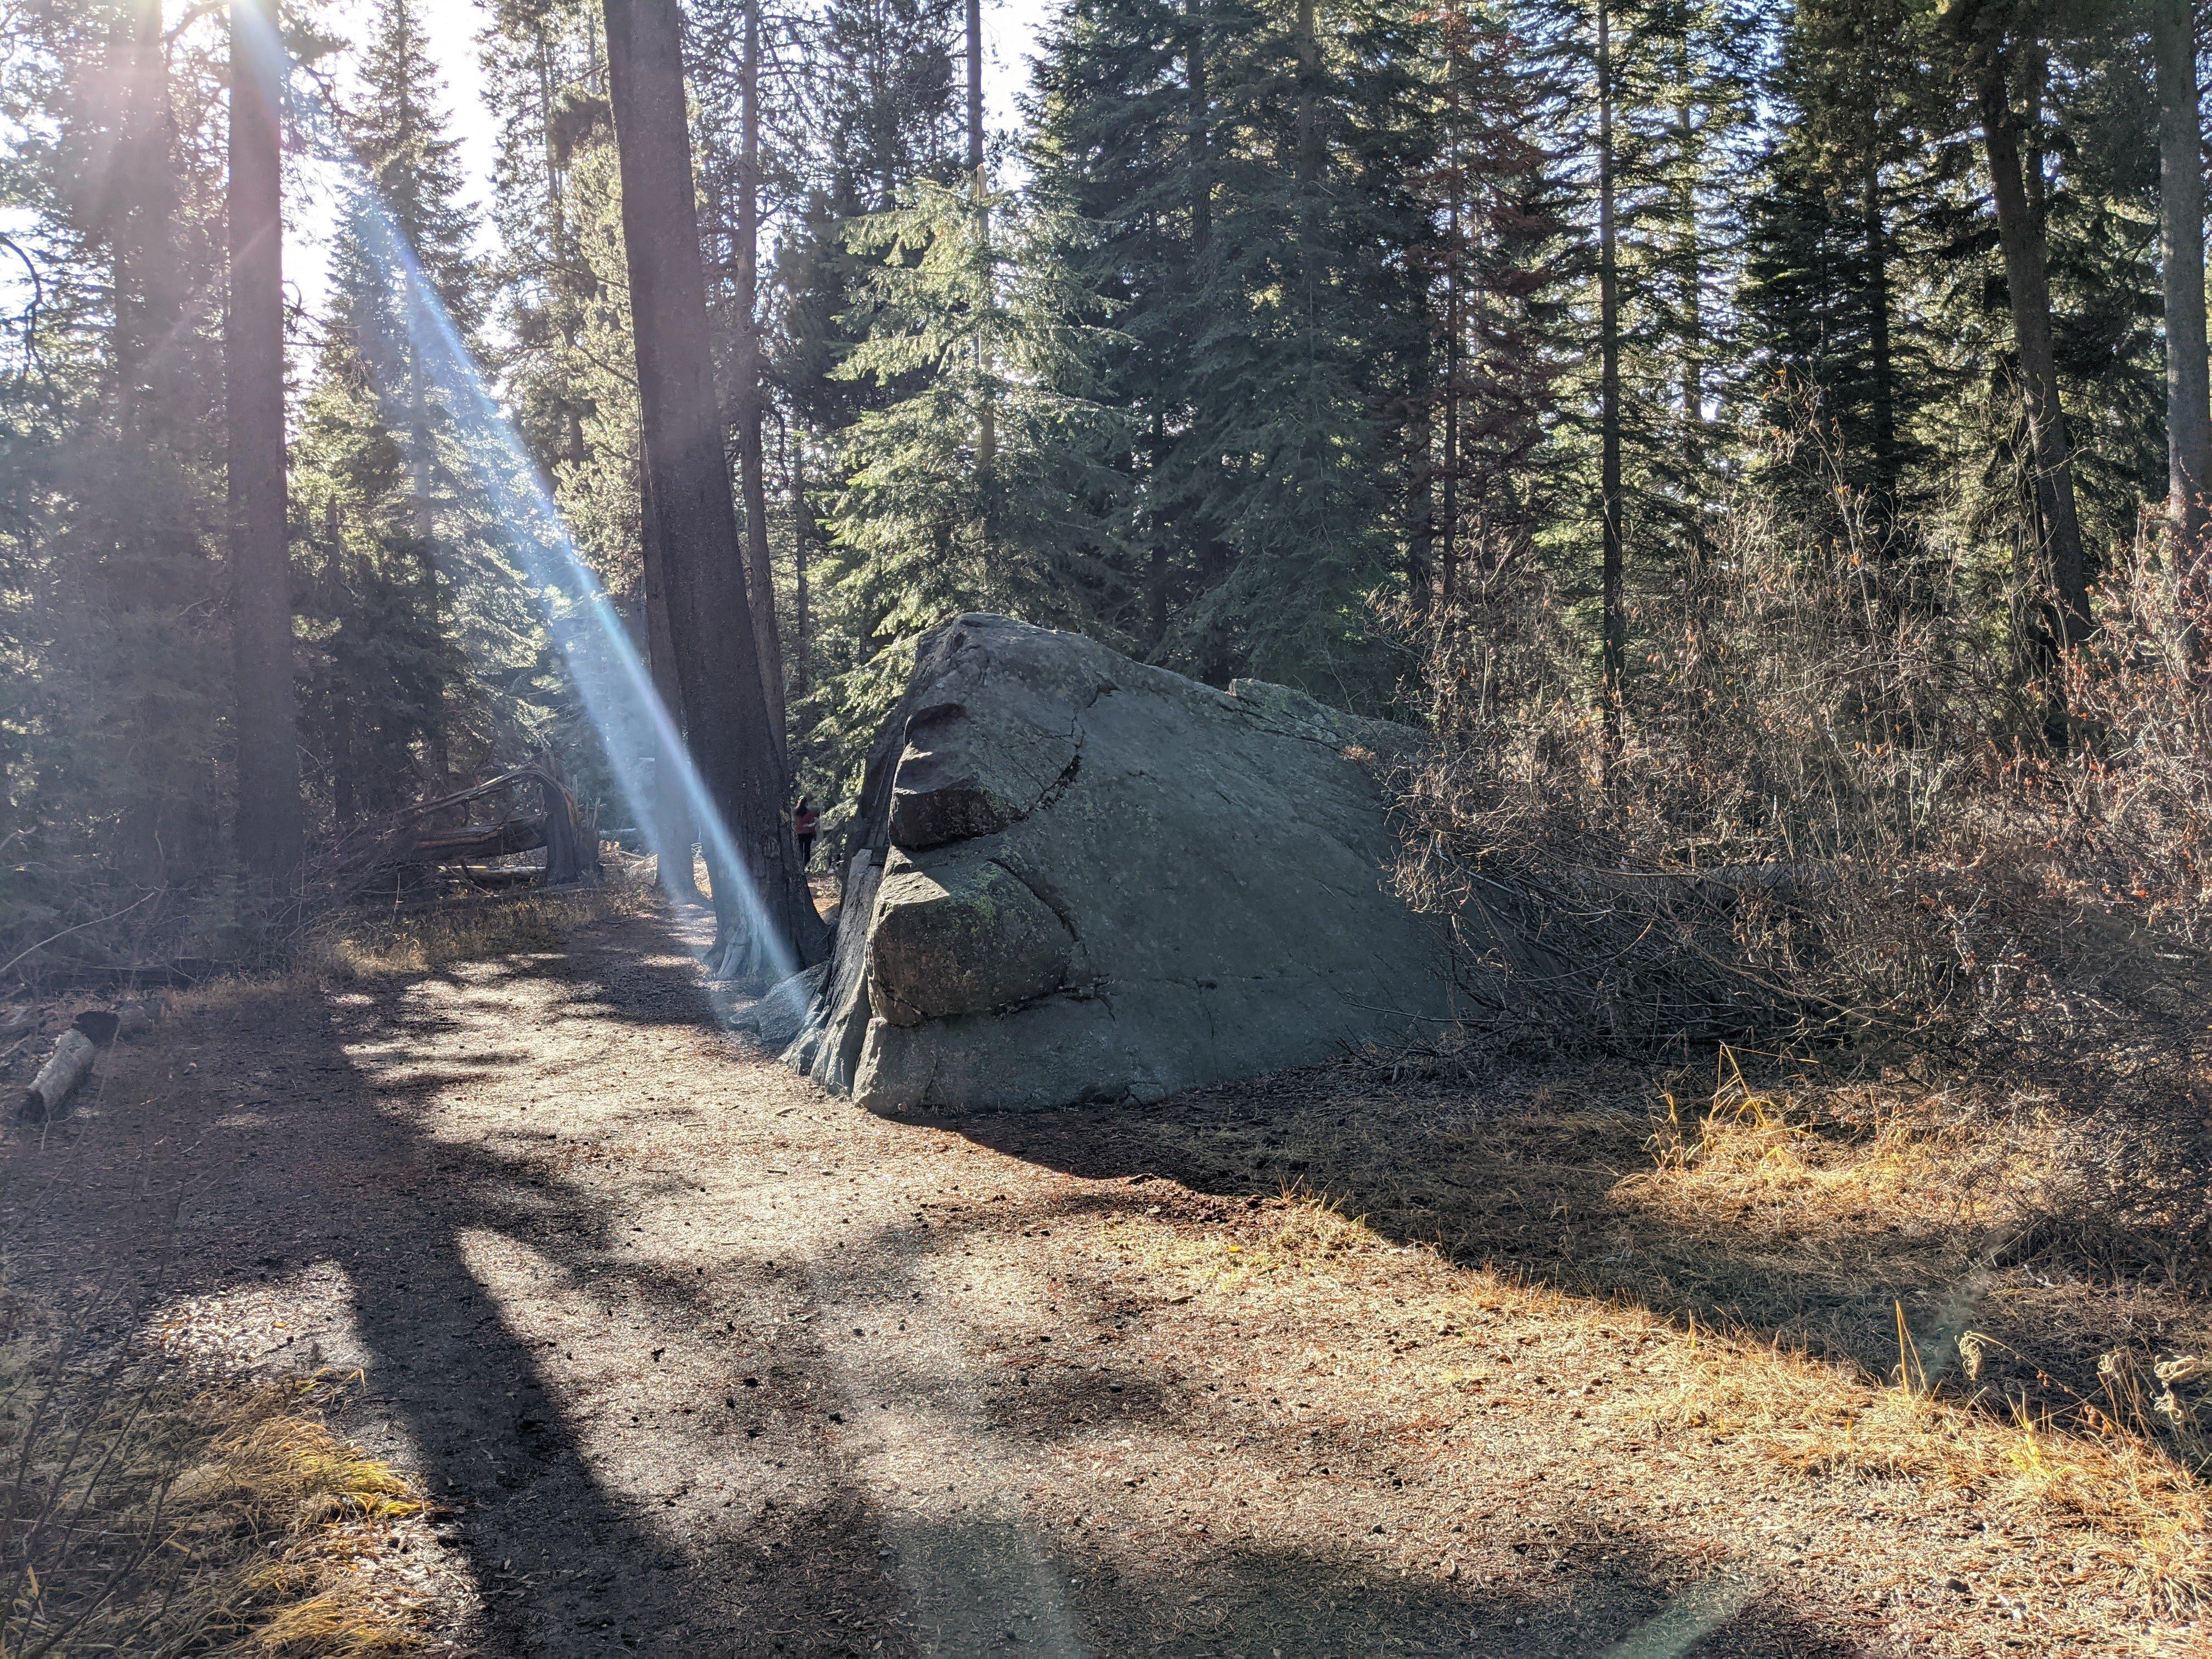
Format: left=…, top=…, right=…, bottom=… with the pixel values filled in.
left=5, top=904, right=2203, bottom=1657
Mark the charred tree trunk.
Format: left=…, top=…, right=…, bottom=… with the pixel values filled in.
left=227, top=0, right=302, bottom=881
left=601, top=0, right=824, bottom=970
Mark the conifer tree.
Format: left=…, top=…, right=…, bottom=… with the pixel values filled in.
left=1742, top=0, right=1936, bottom=533
left=829, top=182, right=1128, bottom=650
left=292, top=0, right=494, bottom=820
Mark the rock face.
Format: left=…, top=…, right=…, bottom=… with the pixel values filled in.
left=782, top=616, right=1457, bottom=1110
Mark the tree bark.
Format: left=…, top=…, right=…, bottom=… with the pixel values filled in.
left=227, top=0, right=303, bottom=881
left=1440, top=7, right=1462, bottom=601
left=1295, top=0, right=1320, bottom=187
left=789, top=421, right=811, bottom=698
left=2154, top=0, right=2210, bottom=561
left=1677, top=100, right=1703, bottom=539
left=112, top=0, right=173, bottom=436
left=1186, top=0, right=1210, bottom=258
left=1596, top=0, right=1626, bottom=714
left=601, top=0, right=823, bottom=969
left=735, top=0, right=789, bottom=757
left=640, top=456, right=703, bottom=902
left=1973, top=41, right=2091, bottom=644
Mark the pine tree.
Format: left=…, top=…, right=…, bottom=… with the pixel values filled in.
left=1031, top=0, right=1447, bottom=693
left=1741, top=0, right=1938, bottom=534
left=292, top=0, right=498, bottom=821
left=829, top=181, right=1128, bottom=641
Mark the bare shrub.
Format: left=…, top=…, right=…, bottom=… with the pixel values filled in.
left=1392, top=415, right=2212, bottom=1081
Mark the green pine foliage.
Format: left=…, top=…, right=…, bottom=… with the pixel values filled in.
left=4, top=0, right=2211, bottom=942
left=793, top=182, right=1128, bottom=804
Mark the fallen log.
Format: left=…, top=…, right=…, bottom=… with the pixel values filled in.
left=327, top=768, right=599, bottom=896
left=20, top=1028, right=95, bottom=1122
left=403, top=770, right=594, bottom=884
left=397, top=817, right=547, bottom=865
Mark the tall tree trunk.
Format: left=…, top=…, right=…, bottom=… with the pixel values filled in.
left=1596, top=0, right=1626, bottom=715
left=1864, top=140, right=1899, bottom=518
left=1677, top=100, right=1703, bottom=555
left=734, top=0, right=787, bottom=757
left=601, top=0, right=823, bottom=970
left=1295, top=0, right=1319, bottom=187
left=1148, top=407, right=1170, bottom=643
left=1183, top=0, right=1231, bottom=633
left=1187, top=0, right=1210, bottom=257
left=1408, top=381, right=1435, bottom=605
left=967, top=0, right=995, bottom=479
left=788, top=421, right=811, bottom=698
left=409, top=341, right=450, bottom=788
left=1973, top=42, right=2091, bottom=644
left=2154, top=0, right=2211, bottom=563
left=1439, top=6, right=1462, bottom=601
left=641, top=461, right=704, bottom=904
left=227, top=0, right=302, bottom=881
left=112, top=0, right=172, bottom=436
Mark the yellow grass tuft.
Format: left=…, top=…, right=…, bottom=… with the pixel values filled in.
left=1, top=1294, right=437, bottom=1658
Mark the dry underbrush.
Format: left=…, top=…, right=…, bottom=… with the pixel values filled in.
left=0, top=1287, right=429, bottom=1657
left=1392, top=421, right=2212, bottom=1084
left=294, top=865, right=652, bottom=981
left=1385, top=425, right=2212, bottom=1536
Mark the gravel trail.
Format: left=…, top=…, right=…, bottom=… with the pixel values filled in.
left=8, top=904, right=2185, bottom=1657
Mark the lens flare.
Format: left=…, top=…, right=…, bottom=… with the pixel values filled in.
left=263, top=9, right=805, bottom=1019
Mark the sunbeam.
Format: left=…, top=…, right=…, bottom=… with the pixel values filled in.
left=259, top=7, right=806, bottom=1021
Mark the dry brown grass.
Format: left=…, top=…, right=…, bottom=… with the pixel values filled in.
left=0, top=1287, right=432, bottom=1657
left=292, top=871, right=652, bottom=983
left=998, top=1032, right=2212, bottom=1635
left=1116, top=1181, right=2212, bottom=1623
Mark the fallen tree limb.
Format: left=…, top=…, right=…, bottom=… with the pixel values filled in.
left=317, top=767, right=600, bottom=900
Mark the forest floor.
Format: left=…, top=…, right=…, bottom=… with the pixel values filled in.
left=6, top=885, right=2211, bottom=1657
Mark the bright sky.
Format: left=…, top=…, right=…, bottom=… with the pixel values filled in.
left=292, top=0, right=1054, bottom=321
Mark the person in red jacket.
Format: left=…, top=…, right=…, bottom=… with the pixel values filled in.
left=793, top=799, right=820, bottom=870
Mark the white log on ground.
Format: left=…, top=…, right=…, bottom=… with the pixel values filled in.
left=21, top=1028, right=97, bottom=1120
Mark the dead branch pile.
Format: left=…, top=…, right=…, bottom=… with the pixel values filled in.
left=318, top=766, right=599, bottom=899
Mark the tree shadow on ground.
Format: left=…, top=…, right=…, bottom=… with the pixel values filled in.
left=5, top=920, right=1860, bottom=1657
left=930, top=1044, right=2199, bottom=1422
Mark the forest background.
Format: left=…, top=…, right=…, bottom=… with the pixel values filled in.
left=4, top=0, right=2210, bottom=985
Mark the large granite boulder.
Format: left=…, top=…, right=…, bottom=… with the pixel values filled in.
left=782, top=616, right=1459, bottom=1110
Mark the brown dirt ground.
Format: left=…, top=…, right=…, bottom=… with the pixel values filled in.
left=5, top=896, right=2208, bottom=1657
